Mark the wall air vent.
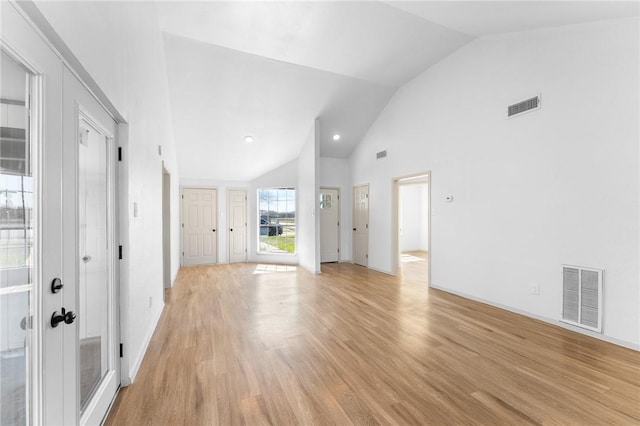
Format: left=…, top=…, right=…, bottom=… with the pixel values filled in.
left=376, top=150, right=387, bottom=159
left=561, top=265, right=603, bottom=333
left=507, top=95, right=540, bottom=118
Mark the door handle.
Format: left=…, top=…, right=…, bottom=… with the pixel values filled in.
left=212, top=229, right=216, bottom=232
left=353, top=228, right=356, bottom=231
left=230, top=228, right=233, bottom=232
left=51, top=277, right=63, bottom=294
left=51, top=308, right=76, bottom=328
left=82, top=255, right=91, bottom=263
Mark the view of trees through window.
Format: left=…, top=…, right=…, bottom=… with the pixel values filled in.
left=258, top=188, right=295, bottom=253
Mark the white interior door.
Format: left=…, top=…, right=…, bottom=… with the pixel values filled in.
left=228, top=189, right=247, bottom=263
left=2, top=4, right=119, bottom=425
left=353, top=184, right=369, bottom=267
left=182, top=188, right=217, bottom=266
left=64, top=68, right=120, bottom=426
left=320, top=188, right=339, bottom=263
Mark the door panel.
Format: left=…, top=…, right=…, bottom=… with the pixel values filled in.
left=353, top=185, right=369, bottom=267
left=182, top=188, right=217, bottom=265
left=63, top=69, right=119, bottom=426
left=1, top=4, right=119, bottom=424
left=2, top=3, right=64, bottom=424
left=320, top=188, right=339, bottom=263
left=228, top=189, right=247, bottom=263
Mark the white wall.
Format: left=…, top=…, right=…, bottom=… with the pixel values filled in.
left=249, top=160, right=299, bottom=265
left=319, top=157, right=352, bottom=262
left=297, top=121, right=320, bottom=273
left=34, top=1, right=182, bottom=380
left=350, top=18, right=639, bottom=348
left=400, top=184, right=428, bottom=252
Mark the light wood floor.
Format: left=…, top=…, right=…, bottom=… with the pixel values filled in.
left=105, top=262, right=640, bottom=425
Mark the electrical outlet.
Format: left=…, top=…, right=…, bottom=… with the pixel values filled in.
left=530, top=283, right=540, bottom=295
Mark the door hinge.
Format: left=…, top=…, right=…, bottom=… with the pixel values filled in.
left=181, top=223, right=184, bottom=228
left=366, top=254, right=369, bottom=259
left=337, top=248, right=340, bottom=253
left=118, top=245, right=123, bottom=260
left=182, top=251, right=184, bottom=256
left=337, top=221, right=339, bottom=227
left=366, top=224, right=368, bottom=229
left=120, top=343, right=123, bottom=358
left=118, top=147, right=123, bottom=162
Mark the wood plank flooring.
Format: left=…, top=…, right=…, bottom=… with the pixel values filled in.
left=105, top=262, right=640, bottom=425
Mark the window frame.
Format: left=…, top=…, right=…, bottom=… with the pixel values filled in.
left=256, top=187, right=297, bottom=255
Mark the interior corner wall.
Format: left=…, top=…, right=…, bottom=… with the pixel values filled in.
left=319, top=157, right=352, bottom=261
left=349, top=18, right=639, bottom=348
left=249, top=160, right=299, bottom=265
left=34, top=1, right=183, bottom=380
left=297, top=120, right=320, bottom=274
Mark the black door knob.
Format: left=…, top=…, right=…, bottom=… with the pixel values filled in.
left=353, top=228, right=356, bottom=231
left=64, top=310, right=76, bottom=325
left=230, top=228, right=233, bottom=232
left=51, top=308, right=76, bottom=328
left=212, top=229, right=216, bottom=232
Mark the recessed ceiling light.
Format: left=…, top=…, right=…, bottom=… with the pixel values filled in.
left=332, top=134, right=341, bottom=141
left=244, top=136, right=253, bottom=143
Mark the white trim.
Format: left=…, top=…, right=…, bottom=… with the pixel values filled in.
left=127, top=301, right=164, bottom=383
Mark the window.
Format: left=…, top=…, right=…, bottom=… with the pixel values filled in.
left=258, top=188, right=295, bottom=253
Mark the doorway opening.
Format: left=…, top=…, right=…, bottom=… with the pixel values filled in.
left=162, top=165, right=171, bottom=292
left=392, top=173, right=430, bottom=285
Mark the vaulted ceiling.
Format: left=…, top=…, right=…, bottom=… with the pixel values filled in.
left=157, top=1, right=639, bottom=181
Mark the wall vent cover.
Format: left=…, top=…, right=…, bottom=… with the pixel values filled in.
left=508, top=95, right=540, bottom=118
left=561, top=265, right=603, bottom=333
left=376, top=150, right=387, bottom=159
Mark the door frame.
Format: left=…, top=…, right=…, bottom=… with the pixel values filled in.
left=74, top=100, right=121, bottom=426
left=320, top=186, right=341, bottom=263
left=180, top=186, right=219, bottom=266
left=1, top=3, right=129, bottom=423
left=162, top=165, right=171, bottom=289
left=227, top=187, right=248, bottom=263
left=391, top=171, right=431, bottom=284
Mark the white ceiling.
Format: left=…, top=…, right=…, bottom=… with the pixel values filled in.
left=164, top=33, right=395, bottom=181
left=157, top=1, right=639, bottom=182
left=386, top=1, right=640, bottom=36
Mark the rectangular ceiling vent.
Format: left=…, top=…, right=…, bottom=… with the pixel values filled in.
left=507, top=95, right=540, bottom=118
left=561, top=265, right=603, bottom=333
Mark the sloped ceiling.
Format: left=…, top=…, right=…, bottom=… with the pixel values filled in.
left=158, top=1, right=471, bottom=181
left=158, top=1, right=639, bottom=182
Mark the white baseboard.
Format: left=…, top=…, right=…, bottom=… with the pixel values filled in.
left=430, top=284, right=639, bottom=352
left=126, top=301, right=165, bottom=384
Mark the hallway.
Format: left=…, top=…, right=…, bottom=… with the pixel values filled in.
left=105, top=263, right=639, bottom=425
